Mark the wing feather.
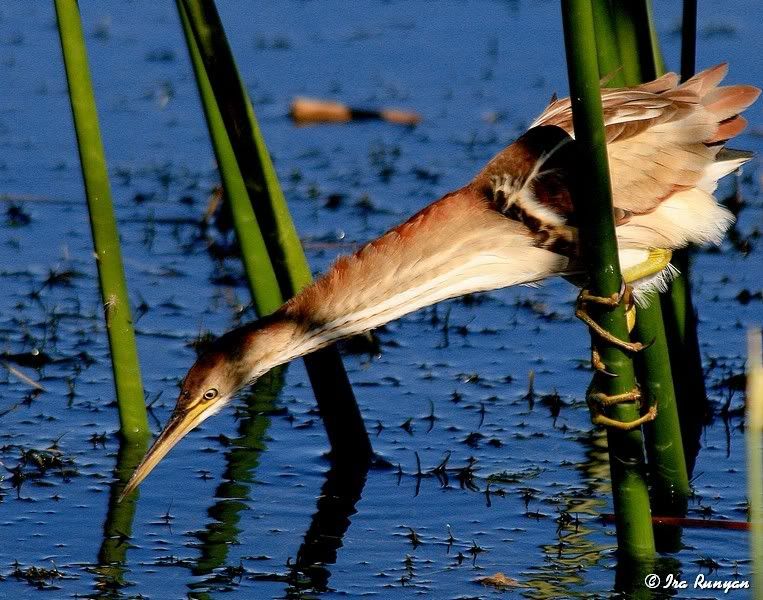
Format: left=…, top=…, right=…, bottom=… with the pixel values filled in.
left=532, top=64, right=760, bottom=215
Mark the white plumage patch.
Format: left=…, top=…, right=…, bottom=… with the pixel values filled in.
left=616, top=188, right=734, bottom=249
left=631, top=263, right=680, bottom=306
left=697, top=157, right=748, bottom=193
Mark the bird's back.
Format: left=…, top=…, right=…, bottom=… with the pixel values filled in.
left=475, top=64, right=759, bottom=254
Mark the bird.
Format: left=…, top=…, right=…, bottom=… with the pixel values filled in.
left=121, top=63, right=759, bottom=499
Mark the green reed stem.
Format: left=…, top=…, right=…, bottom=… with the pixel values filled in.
left=608, top=1, right=690, bottom=525
left=177, top=0, right=282, bottom=315
left=180, top=0, right=312, bottom=295
left=178, top=0, right=371, bottom=460
left=54, top=0, right=148, bottom=440
left=591, top=0, right=625, bottom=87
left=609, top=0, right=642, bottom=85
left=633, top=297, right=690, bottom=515
left=659, top=0, right=708, bottom=477
left=561, top=0, right=655, bottom=559
left=747, top=329, right=763, bottom=599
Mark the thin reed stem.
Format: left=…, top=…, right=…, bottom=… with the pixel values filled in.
left=591, top=0, right=625, bottom=87
left=607, top=2, right=691, bottom=528
left=680, top=0, right=697, bottom=82
left=747, top=329, right=763, bottom=599
left=660, top=0, right=708, bottom=477
left=54, top=0, right=148, bottom=440
left=177, top=0, right=283, bottom=316
left=633, top=297, right=690, bottom=516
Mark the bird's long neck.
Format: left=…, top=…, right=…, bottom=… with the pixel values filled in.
left=245, top=186, right=568, bottom=376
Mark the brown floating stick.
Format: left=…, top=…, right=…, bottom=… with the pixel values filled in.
left=290, top=97, right=421, bottom=125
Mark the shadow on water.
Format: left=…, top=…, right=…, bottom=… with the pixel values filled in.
left=232, top=457, right=371, bottom=599
left=186, top=367, right=286, bottom=596
left=92, top=437, right=148, bottom=598
left=284, top=457, right=369, bottom=596
left=186, top=365, right=371, bottom=598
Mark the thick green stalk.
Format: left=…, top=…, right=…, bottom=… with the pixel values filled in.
left=177, top=0, right=282, bottom=315
left=180, top=0, right=311, bottom=295
left=609, top=3, right=691, bottom=525
left=747, top=329, right=763, bottom=599
left=609, top=0, right=642, bottom=85
left=659, top=0, right=708, bottom=476
left=610, top=0, right=660, bottom=85
left=591, top=0, right=625, bottom=87
left=54, top=0, right=148, bottom=439
left=633, top=297, right=689, bottom=516
left=561, top=0, right=655, bottom=559
left=178, top=0, right=371, bottom=460
left=660, top=268, right=706, bottom=474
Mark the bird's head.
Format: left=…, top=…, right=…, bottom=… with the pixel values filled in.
left=120, top=317, right=300, bottom=500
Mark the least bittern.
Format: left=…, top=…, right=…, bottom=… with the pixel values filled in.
left=121, top=64, right=759, bottom=499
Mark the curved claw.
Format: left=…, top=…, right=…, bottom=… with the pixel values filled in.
left=587, top=387, right=657, bottom=431
left=591, top=349, right=617, bottom=377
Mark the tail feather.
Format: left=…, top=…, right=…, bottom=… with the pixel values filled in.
left=697, top=148, right=753, bottom=193
left=702, top=85, right=761, bottom=121
left=684, top=62, right=728, bottom=94
left=709, top=115, right=748, bottom=143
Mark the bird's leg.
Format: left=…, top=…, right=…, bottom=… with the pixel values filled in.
left=586, top=386, right=657, bottom=430
left=577, top=249, right=673, bottom=359
left=579, top=248, right=671, bottom=428
left=575, top=281, right=645, bottom=354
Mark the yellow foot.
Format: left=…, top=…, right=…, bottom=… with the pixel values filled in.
left=587, top=388, right=658, bottom=431
left=576, top=283, right=646, bottom=353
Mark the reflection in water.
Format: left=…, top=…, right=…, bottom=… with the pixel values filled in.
left=93, top=436, right=148, bottom=598
left=523, top=429, right=610, bottom=599
left=186, top=362, right=371, bottom=597
left=285, top=457, right=369, bottom=595
left=187, top=368, right=285, bottom=596
left=524, top=424, right=687, bottom=598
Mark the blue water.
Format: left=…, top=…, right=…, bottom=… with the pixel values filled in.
left=0, top=1, right=761, bottom=598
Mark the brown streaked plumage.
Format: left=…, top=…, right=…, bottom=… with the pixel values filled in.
left=121, top=64, right=759, bottom=499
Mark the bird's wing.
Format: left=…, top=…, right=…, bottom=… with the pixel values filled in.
left=533, top=64, right=760, bottom=215
left=284, top=188, right=568, bottom=337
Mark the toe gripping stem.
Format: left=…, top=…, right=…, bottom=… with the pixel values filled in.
left=587, top=387, right=657, bottom=431
left=577, top=280, right=656, bottom=429
left=575, top=280, right=648, bottom=355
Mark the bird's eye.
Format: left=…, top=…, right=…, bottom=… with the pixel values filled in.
left=203, top=388, right=218, bottom=400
